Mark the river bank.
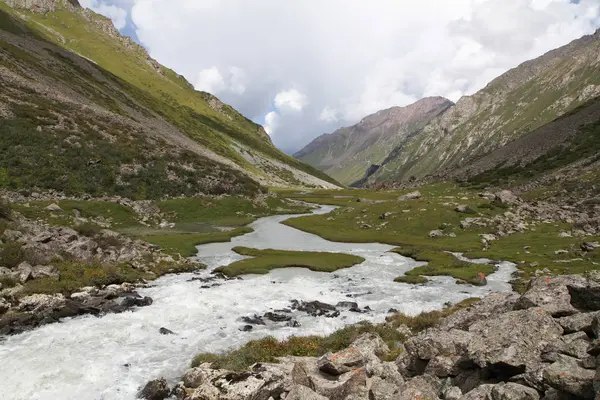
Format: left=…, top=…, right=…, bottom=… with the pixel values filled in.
left=0, top=204, right=514, bottom=399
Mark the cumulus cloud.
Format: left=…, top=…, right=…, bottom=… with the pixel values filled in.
left=86, top=0, right=600, bottom=152
left=79, top=0, right=128, bottom=30
left=263, top=111, right=279, bottom=136
left=274, top=89, right=308, bottom=113
left=195, top=66, right=248, bottom=95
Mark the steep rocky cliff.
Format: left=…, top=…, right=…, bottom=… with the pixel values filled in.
left=295, top=97, right=453, bottom=185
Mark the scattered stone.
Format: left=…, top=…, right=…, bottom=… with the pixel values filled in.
left=398, top=191, right=422, bottom=201
left=493, top=190, right=520, bottom=206
left=137, top=378, right=170, bottom=400
left=159, top=327, right=174, bottom=335
left=45, top=203, right=62, bottom=212
left=239, top=325, right=253, bottom=332
left=429, top=229, right=444, bottom=238
left=581, top=242, right=600, bottom=252
left=241, top=314, right=265, bottom=325
left=455, top=205, right=475, bottom=214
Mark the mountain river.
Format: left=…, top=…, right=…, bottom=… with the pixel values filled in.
left=0, top=205, right=515, bottom=400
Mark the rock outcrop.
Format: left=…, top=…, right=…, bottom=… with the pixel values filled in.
left=144, top=274, right=600, bottom=400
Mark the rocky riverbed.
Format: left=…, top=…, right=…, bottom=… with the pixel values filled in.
left=145, top=273, right=600, bottom=400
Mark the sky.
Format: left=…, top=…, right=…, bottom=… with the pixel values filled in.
left=78, top=0, right=600, bottom=153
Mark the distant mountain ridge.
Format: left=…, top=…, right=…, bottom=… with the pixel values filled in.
left=370, top=28, right=600, bottom=184
left=294, top=97, right=453, bottom=185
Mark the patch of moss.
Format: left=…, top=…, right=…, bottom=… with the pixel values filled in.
left=142, top=227, right=254, bottom=258
left=214, top=247, right=365, bottom=277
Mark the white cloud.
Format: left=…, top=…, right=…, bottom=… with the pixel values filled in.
left=195, top=66, right=226, bottom=94
left=274, top=89, right=308, bottom=113
left=194, top=66, right=248, bottom=95
left=86, top=0, right=600, bottom=151
left=263, top=111, right=279, bottom=136
left=79, top=0, right=128, bottom=30
left=319, top=106, right=338, bottom=123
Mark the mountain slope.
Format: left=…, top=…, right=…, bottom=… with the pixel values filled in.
left=370, top=28, right=600, bottom=184
left=456, top=96, right=600, bottom=205
left=0, top=0, right=340, bottom=197
left=294, top=97, right=453, bottom=185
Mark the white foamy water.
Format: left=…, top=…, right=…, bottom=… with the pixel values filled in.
left=0, top=206, right=515, bottom=400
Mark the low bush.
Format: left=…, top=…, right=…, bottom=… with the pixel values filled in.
left=0, top=242, right=24, bottom=268
left=75, top=222, right=103, bottom=237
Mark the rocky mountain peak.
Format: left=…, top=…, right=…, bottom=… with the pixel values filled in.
left=3, top=0, right=80, bottom=13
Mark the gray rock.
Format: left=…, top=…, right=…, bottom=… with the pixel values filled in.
left=455, top=205, right=474, bottom=214
left=490, top=382, right=539, bottom=400
left=286, top=385, right=328, bottom=400
left=460, top=384, right=494, bottom=400
left=31, top=265, right=59, bottom=279
left=2, top=229, right=23, bottom=241
left=398, top=375, right=441, bottom=400
left=430, top=230, right=445, bottom=238
left=405, top=329, right=472, bottom=361
left=493, top=190, right=520, bottom=206
left=0, top=297, right=10, bottom=314
left=369, top=376, right=402, bottom=399
left=318, top=333, right=389, bottom=375
left=557, top=312, right=600, bottom=333
left=15, top=262, right=33, bottom=283
left=425, top=356, right=463, bottom=378
left=543, top=355, right=595, bottom=399
left=439, top=293, right=519, bottom=330
left=45, top=203, right=62, bottom=212
left=443, top=386, right=462, bottom=400
left=137, top=378, right=170, bottom=400
left=514, top=276, right=581, bottom=317
left=567, top=285, right=600, bottom=311
left=468, top=308, right=563, bottom=370
left=366, top=361, right=404, bottom=387
left=398, top=191, right=422, bottom=201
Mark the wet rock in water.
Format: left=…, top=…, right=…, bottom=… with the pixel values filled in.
left=239, top=325, right=253, bottom=332
left=121, top=296, right=153, bottom=308
left=472, top=272, right=487, bottom=286
left=158, top=327, right=174, bottom=335
left=336, top=301, right=362, bottom=313
left=286, top=320, right=300, bottom=328
left=263, top=312, right=292, bottom=322
left=291, top=300, right=338, bottom=317
left=137, top=378, right=170, bottom=400
left=388, top=308, right=398, bottom=313
left=241, top=314, right=265, bottom=325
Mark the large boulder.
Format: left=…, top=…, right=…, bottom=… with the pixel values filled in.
left=460, top=384, right=494, bottom=400
left=493, top=190, right=520, bottom=206
left=438, top=293, right=518, bottom=331
left=467, top=309, right=563, bottom=371
left=404, top=329, right=472, bottom=361
left=557, top=311, right=600, bottom=334
left=367, top=361, right=405, bottom=399
left=567, top=286, right=600, bottom=311
left=543, top=355, right=595, bottom=399
left=514, top=276, right=584, bottom=317
left=398, top=191, right=422, bottom=201
left=490, top=382, right=539, bottom=400
left=318, top=333, right=389, bottom=375
left=397, top=375, right=441, bottom=400
left=18, top=293, right=66, bottom=314
left=286, top=385, right=328, bottom=400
